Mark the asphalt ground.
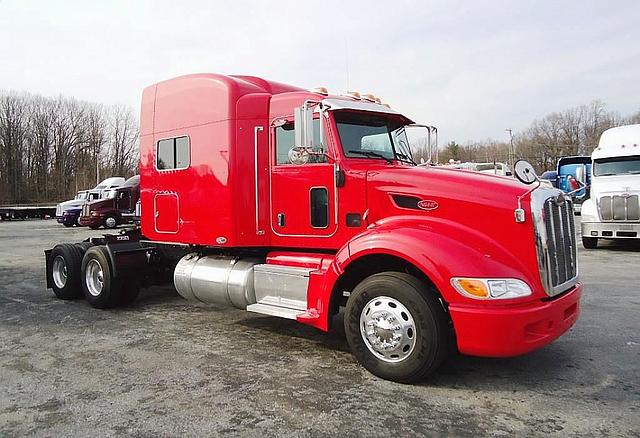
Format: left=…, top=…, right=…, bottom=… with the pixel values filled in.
left=0, top=219, right=638, bottom=437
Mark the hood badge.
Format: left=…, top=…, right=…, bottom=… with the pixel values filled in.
left=417, top=199, right=439, bottom=211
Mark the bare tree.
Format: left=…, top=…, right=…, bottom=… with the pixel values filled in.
left=106, top=105, right=138, bottom=178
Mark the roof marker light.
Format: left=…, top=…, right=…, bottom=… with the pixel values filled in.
left=361, top=93, right=377, bottom=102
left=310, top=87, right=328, bottom=95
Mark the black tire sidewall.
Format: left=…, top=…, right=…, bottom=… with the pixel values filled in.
left=49, top=244, right=83, bottom=300
left=582, top=236, right=598, bottom=249
left=81, top=246, right=120, bottom=308
left=103, top=215, right=117, bottom=229
left=344, top=272, right=447, bottom=383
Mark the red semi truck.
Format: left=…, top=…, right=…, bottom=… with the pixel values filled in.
left=45, top=74, right=582, bottom=382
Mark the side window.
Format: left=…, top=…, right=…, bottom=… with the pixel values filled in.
left=157, top=136, right=190, bottom=170
left=275, top=119, right=326, bottom=165
left=310, top=187, right=329, bottom=228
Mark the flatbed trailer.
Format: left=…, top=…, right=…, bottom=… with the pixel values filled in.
left=0, top=204, right=57, bottom=220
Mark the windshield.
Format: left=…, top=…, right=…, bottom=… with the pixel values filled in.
left=593, top=156, right=640, bottom=176
left=335, top=112, right=414, bottom=164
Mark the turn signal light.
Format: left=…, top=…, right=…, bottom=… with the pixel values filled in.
left=453, top=279, right=489, bottom=298
left=451, top=278, right=532, bottom=300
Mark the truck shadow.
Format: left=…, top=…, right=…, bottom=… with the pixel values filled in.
left=589, top=239, right=640, bottom=252
left=132, top=287, right=586, bottom=389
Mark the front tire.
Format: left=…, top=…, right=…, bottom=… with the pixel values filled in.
left=582, top=236, right=598, bottom=249
left=344, top=272, right=451, bottom=383
left=103, top=215, right=117, bottom=229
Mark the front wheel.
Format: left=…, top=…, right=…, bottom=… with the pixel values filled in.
left=103, top=215, right=117, bottom=229
left=582, top=236, right=598, bottom=249
left=344, top=272, right=451, bottom=383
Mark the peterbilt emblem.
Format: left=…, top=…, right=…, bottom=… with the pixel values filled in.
left=417, top=200, right=439, bottom=211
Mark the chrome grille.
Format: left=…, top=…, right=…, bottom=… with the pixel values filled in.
left=532, top=188, right=579, bottom=297
left=542, top=197, right=577, bottom=289
left=599, top=195, right=640, bottom=221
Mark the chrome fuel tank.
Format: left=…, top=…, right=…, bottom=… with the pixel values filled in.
left=173, top=254, right=262, bottom=308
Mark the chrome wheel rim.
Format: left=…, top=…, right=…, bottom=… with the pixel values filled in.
left=52, top=255, right=67, bottom=289
left=85, top=259, right=104, bottom=297
left=105, top=217, right=116, bottom=228
left=360, top=296, right=417, bottom=363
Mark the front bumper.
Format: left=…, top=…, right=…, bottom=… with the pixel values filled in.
left=449, top=283, right=582, bottom=357
left=57, top=214, right=78, bottom=225
left=582, top=222, right=640, bottom=239
left=79, top=215, right=101, bottom=227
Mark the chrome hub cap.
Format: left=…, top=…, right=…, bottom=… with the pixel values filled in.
left=86, top=259, right=104, bottom=297
left=360, top=296, right=416, bottom=363
left=105, top=217, right=116, bottom=228
left=52, top=255, right=67, bottom=289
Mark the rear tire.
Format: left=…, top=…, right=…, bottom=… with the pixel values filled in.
left=344, top=272, right=451, bottom=383
left=582, top=236, right=598, bottom=249
left=48, top=244, right=84, bottom=299
left=81, top=246, right=122, bottom=308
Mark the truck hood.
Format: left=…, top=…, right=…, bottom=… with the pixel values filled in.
left=366, top=165, right=529, bottom=216
left=86, top=198, right=114, bottom=210
left=591, top=174, right=640, bottom=198
left=364, top=165, right=546, bottom=295
left=57, top=199, right=86, bottom=211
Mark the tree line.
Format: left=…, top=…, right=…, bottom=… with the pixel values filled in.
left=440, top=100, right=640, bottom=172
left=2, top=90, right=638, bottom=205
left=0, top=91, right=138, bottom=205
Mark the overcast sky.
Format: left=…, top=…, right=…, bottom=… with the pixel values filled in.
left=1, top=0, right=639, bottom=144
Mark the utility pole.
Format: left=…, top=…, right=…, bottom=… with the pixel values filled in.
left=505, top=128, right=515, bottom=170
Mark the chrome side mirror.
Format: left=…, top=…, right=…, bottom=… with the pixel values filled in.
left=514, top=160, right=538, bottom=185
left=294, top=104, right=313, bottom=149
left=575, top=164, right=586, bottom=184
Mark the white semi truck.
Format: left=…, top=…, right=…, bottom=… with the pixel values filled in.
left=581, top=124, right=640, bottom=248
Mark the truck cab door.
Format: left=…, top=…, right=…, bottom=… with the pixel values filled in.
left=269, top=120, right=337, bottom=240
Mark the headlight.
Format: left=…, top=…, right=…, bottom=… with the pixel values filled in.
left=451, top=278, right=532, bottom=300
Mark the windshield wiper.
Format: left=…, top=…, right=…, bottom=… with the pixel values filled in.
left=395, top=152, right=417, bottom=165
left=347, top=150, right=393, bottom=164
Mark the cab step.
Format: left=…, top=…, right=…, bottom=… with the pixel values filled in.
left=246, top=303, right=303, bottom=320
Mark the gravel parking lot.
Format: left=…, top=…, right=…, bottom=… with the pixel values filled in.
left=0, top=219, right=638, bottom=436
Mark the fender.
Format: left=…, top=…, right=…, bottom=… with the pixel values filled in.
left=301, top=215, right=543, bottom=331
